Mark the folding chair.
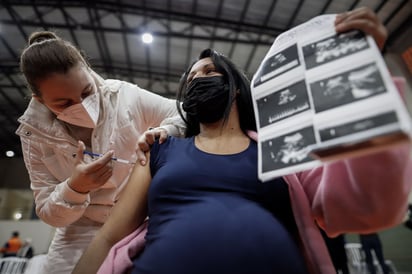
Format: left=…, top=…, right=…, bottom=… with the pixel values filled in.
left=345, top=242, right=368, bottom=274
left=0, top=257, right=28, bottom=274
left=345, top=242, right=398, bottom=274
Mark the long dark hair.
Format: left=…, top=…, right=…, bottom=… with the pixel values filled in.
left=176, top=49, right=256, bottom=137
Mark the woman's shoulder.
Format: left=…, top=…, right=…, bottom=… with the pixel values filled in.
left=150, top=137, right=192, bottom=168
left=152, top=136, right=191, bottom=151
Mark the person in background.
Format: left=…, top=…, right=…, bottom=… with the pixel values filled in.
left=320, top=229, right=349, bottom=274
left=359, top=233, right=390, bottom=274
left=404, top=203, right=412, bottom=230
left=17, top=238, right=34, bottom=259
left=0, top=231, right=22, bottom=257
left=15, top=30, right=184, bottom=274
left=73, top=9, right=412, bottom=272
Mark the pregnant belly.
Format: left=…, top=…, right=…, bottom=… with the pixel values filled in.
left=133, top=196, right=308, bottom=274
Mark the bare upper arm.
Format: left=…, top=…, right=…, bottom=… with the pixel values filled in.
left=100, top=152, right=152, bottom=245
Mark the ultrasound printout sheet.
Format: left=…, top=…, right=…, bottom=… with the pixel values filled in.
left=251, top=14, right=412, bottom=182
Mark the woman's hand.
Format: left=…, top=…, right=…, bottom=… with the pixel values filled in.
left=335, top=6, right=388, bottom=51
left=136, top=127, right=169, bottom=165
left=68, top=141, right=114, bottom=193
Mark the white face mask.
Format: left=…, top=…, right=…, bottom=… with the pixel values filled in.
left=56, top=92, right=100, bottom=128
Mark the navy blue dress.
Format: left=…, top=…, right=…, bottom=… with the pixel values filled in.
left=132, top=137, right=308, bottom=274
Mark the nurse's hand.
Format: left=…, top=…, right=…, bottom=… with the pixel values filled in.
left=68, top=141, right=114, bottom=193
left=136, top=127, right=169, bottom=165
left=335, top=7, right=388, bottom=51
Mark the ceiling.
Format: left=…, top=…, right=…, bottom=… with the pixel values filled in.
left=0, top=0, right=411, bottom=158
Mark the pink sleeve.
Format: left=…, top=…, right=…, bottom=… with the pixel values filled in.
left=300, top=76, right=411, bottom=235
left=298, top=143, right=412, bottom=236
left=247, top=77, right=412, bottom=236
left=97, top=221, right=148, bottom=274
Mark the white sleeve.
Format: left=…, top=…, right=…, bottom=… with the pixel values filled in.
left=122, top=82, right=186, bottom=136
left=159, top=115, right=186, bottom=137
left=21, top=137, right=90, bottom=227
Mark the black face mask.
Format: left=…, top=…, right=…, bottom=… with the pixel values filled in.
left=182, top=76, right=230, bottom=123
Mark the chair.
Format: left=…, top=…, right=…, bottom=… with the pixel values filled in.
left=345, top=242, right=367, bottom=274
left=375, top=258, right=397, bottom=274
left=0, top=257, right=28, bottom=274
left=345, top=242, right=398, bottom=274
